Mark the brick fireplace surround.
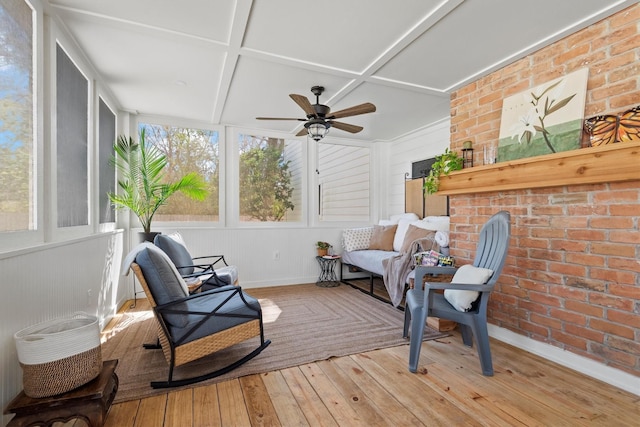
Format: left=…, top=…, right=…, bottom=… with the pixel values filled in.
left=447, top=4, right=639, bottom=381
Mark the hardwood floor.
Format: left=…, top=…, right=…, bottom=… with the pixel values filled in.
left=90, top=297, right=638, bottom=426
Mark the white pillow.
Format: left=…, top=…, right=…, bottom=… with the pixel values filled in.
left=444, top=265, right=493, bottom=312
left=411, top=218, right=449, bottom=232
left=389, top=212, right=419, bottom=224
left=424, top=216, right=450, bottom=223
left=378, top=219, right=394, bottom=226
left=342, top=227, right=374, bottom=252
left=393, top=218, right=413, bottom=251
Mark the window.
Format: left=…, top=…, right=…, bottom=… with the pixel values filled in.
left=139, top=122, right=220, bottom=222
left=238, top=134, right=302, bottom=222
left=0, top=0, right=34, bottom=232
left=98, top=97, right=115, bottom=224
left=56, top=43, right=88, bottom=227
left=318, top=143, right=370, bottom=222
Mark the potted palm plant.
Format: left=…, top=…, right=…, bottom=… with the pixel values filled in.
left=108, top=129, right=208, bottom=242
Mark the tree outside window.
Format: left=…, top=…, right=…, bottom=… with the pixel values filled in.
left=0, top=0, right=34, bottom=232
left=238, top=134, right=301, bottom=222
left=139, top=123, right=219, bottom=222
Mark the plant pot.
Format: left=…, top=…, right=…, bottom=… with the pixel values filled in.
left=317, top=248, right=328, bottom=257
left=139, top=231, right=161, bottom=243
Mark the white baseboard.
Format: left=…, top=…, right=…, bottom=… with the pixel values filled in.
left=488, top=324, right=639, bottom=396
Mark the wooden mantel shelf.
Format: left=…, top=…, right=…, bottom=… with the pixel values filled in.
left=437, top=141, right=640, bottom=196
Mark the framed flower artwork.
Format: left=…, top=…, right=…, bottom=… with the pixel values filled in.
left=497, top=67, right=589, bottom=162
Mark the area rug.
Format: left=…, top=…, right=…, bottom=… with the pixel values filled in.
left=101, top=283, right=447, bottom=403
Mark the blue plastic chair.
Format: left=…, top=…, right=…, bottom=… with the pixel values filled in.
left=403, top=211, right=511, bottom=376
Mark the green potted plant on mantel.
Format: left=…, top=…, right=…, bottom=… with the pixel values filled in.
left=108, top=129, right=209, bottom=242
left=423, top=148, right=464, bottom=195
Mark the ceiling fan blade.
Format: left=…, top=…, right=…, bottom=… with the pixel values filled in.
left=296, top=128, right=308, bottom=137
left=329, top=102, right=376, bottom=119
left=256, top=117, right=305, bottom=121
left=330, top=121, right=363, bottom=134
left=290, top=94, right=317, bottom=117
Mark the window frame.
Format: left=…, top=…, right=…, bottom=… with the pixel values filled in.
left=47, top=33, right=94, bottom=241
left=0, top=0, right=43, bottom=251
left=95, top=91, right=117, bottom=232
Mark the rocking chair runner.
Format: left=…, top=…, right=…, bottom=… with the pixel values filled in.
left=129, top=246, right=270, bottom=388
left=403, top=210, right=511, bottom=376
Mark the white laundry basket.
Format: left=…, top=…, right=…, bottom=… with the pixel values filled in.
left=14, top=312, right=102, bottom=398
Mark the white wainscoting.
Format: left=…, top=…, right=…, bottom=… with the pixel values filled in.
left=0, top=231, right=125, bottom=425
left=143, top=227, right=345, bottom=288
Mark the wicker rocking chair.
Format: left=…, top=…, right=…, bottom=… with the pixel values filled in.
left=128, top=245, right=270, bottom=388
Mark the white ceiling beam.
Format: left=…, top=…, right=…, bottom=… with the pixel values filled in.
left=210, top=0, right=254, bottom=124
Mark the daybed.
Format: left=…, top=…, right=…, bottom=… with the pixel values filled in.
left=340, top=213, right=450, bottom=306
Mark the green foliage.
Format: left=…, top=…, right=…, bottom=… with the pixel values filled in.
left=239, top=138, right=294, bottom=221
left=423, top=148, right=463, bottom=195
left=141, top=124, right=219, bottom=218
left=316, top=241, right=331, bottom=249
left=108, top=128, right=208, bottom=233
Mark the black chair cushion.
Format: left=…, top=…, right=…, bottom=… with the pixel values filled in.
left=154, top=234, right=195, bottom=276
left=135, top=248, right=188, bottom=307
left=165, top=288, right=261, bottom=345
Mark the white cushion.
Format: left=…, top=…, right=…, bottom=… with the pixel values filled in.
left=389, top=212, right=419, bottom=224
left=424, top=216, right=450, bottom=223
left=411, top=218, right=450, bottom=232
left=444, top=265, right=493, bottom=312
left=342, top=227, right=374, bottom=252
left=393, top=218, right=412, bottom=251
left=378, top=219, right=394, bottom=226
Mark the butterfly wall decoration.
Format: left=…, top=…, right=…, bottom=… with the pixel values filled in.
left=584, top=105, right=640, bottom=146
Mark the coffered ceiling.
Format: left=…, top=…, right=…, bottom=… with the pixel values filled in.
left=47, top=0, right=635, bottom=142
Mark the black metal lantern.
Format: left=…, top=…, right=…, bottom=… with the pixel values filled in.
left=462, top=141, right=474, bottom=168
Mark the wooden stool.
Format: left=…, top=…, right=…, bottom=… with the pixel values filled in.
left=4, top=359, right=118, bottom=427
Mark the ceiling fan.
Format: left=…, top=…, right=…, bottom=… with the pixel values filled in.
left=256, top=86, right=376, bottom=141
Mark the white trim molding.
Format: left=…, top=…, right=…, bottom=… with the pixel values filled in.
left=489, top=324, right=639, bottom=396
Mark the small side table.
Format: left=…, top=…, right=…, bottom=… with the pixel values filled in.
left=316, top=255, right=341, bottom=287
left=4, top=359, right=119, bottom=427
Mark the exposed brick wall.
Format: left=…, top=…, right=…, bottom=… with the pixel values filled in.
left=448, top=4, right=640, bottom=376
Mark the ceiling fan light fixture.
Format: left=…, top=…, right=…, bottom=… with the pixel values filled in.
left=257, top=86, right=375, bottom=140
left=306, top=120, right=330, bottom=141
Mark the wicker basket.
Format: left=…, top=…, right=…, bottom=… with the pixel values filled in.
left=14, top=312, right=102, bottom=398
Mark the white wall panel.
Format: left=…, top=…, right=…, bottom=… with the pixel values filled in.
left=318, top=144, right=370, bottom=221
